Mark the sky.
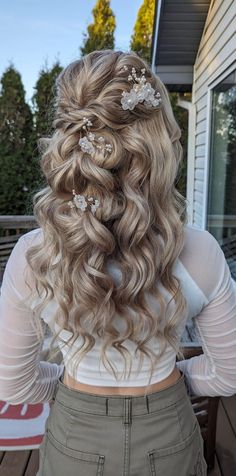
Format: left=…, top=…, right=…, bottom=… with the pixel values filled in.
left=0, top=0, right=143, bottom=106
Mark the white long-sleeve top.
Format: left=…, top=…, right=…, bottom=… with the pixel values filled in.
left=0, top=225, right=236, bottom=404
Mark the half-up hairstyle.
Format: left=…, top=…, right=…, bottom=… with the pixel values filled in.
left=24, top=50, right=188, bottom=393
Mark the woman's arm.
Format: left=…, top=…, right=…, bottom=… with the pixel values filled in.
left=0, top=234, right=64, bottom=404
left=177, top=238, right=236, bottom=397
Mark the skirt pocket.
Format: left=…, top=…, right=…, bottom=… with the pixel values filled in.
left=37, top=428, right=105, bottom=476
left=147, top=421, right=207, bottom=476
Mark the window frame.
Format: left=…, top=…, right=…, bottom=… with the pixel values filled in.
left=202, top=61, right=236, bottom=229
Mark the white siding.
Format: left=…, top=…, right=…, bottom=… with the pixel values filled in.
left=192, top=0, right=236, bottom=228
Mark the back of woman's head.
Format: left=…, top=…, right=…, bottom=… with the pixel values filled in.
left=26, top=50, right=187, bottom=390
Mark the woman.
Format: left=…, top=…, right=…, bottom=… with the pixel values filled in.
left=0, top=50, right=236, bottom=476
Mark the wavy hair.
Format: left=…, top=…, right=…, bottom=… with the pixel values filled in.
left=24, top=50, right=188, bottom=392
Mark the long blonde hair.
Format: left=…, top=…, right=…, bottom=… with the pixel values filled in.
left=25, top=50, right=187, bottom=390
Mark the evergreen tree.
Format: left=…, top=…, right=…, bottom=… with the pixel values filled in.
left=0, top=64, right=36, bottom=214
left=31, top=61, right=63, bottom=138
left=130, top=0, right=155, bottom=64
left=25, top=61, right=64, bottom=213
left=80, top=0, right=116, bottom=56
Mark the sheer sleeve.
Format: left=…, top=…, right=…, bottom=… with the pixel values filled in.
left=177, top=229, right=236, bottom=397
left=0, top=234, right=64, bottom=404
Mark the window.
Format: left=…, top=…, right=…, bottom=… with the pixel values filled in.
left=207, top=69, right=236, bottom=280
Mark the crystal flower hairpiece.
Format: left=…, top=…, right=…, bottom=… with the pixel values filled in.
left=121, top=66, right=162, bottom=111
left=79, top=117, right=113, bottom=156
left=68, top=189, right=100, bottom=215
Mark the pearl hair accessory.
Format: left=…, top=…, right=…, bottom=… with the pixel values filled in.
left=68, top=189, right=100, bottom=215
left=121, top=66, right=162, bottom=111
left=79, top=117, right=113, bottom=156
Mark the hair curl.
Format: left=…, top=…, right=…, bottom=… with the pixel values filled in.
left=24, top=50, right=188, bottom=394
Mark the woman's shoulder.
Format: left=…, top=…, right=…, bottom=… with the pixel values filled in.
left=184, top=223, right=213, bottom=239
left=19, top=227, right=44, bottom=247
left=181, top=224, right=227, bottom=301
left=183, top=224, right=221, bottom=253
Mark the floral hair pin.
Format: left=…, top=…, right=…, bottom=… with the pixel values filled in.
left=79, top=117, right=113, bottom=156
left=121, top=66, right=162, bottom=111
left=68, top=189, right=100, bottom=215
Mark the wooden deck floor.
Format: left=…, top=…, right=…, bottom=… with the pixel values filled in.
left=0, top=448, right=38, bottom=476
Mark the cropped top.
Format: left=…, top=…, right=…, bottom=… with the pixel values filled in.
left=0, top=225, right=236, bottom=404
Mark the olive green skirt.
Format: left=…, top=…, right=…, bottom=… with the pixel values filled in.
left=36, top=370, right=207, bottom=475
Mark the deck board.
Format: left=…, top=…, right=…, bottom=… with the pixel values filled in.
left=215, top=396, right=236, bottom=476
left=0, top=450, right=30, bottom=476
left=208, top=454, right=223, bottom=476
left=23, top=450, right=39, bottom=476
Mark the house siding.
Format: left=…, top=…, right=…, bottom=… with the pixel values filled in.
left=192, top=0, right=236, bottom=228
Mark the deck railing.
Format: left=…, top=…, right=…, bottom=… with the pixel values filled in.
left=0, top=215, right=37, bottom=234
left=0, top=216, right=38, bottom=282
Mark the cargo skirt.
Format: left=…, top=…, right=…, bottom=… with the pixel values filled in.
left=36, top=369, right=207, bottom=475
